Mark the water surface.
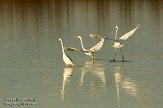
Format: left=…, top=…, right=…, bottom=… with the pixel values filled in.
left=0, top=0, right=163, bottom=108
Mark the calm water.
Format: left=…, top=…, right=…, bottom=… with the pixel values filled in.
left=0, top=0, right=163, bottom=108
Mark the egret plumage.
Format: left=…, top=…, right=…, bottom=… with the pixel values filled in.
left=76, top=35, right=104, bottom=59
left=64, top=46, right=79, bottom=52
left=58, top=38, right=74, bottom=67
left=112, top=25, right=139, bottom=61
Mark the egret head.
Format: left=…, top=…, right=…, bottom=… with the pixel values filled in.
left=115, top=26, right=118, bottom=30
left=89, top=34, right=94, bottom=38
left=76, top=36, right=81, bottom=39
left=89, top=34, right=99, bottom=39
left=58, top=38, right=61, bottom=41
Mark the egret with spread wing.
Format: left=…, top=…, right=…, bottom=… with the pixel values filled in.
left=59, top=38, right=74, bottom=67
left=76, top=36, right=104, bottom=60
left=64, top=46, right=80, bottom=52
left=112, top=25, right=139, bottom=61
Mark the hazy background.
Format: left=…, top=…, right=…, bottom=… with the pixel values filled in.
left=0, top=0, right=163, bottom=108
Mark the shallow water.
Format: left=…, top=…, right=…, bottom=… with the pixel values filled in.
left=0, top=0, right=163, bottom=108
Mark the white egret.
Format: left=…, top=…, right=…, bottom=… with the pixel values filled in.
left=112, top=25, right=139, bottom=61
left=76, top=36, right=105, bottom=59
left=58, top=38, right=74, bottom=67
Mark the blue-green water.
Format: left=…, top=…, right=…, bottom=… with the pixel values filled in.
left=0, top=0, right=163, bottom=108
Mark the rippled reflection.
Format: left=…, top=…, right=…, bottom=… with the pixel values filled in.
left=80, top=60, right=106, bottom=92
left=114, top=66, right=122, bottom=106
left=114, top=64, right=138, bottom=106
left=60, top=67, right=73, bottom=101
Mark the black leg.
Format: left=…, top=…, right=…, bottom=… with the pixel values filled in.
left=120, top=48, right=125, bottom=61
left=92, top=53, right=95, bottom=60
left=113, top=48, right=117, bottom=61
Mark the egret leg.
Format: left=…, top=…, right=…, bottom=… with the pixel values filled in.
left=92, top=53, right=96, bottom=60
left=120, top=49, right=125, bottom=61
left=113, top=48, right=117, bottom=61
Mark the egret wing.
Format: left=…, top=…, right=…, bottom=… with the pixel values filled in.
left=67, top=55, right=73, bottom=63
left=89, top=39, right=104, bottom=52
left=89, top=34, right=103, bottom=39
left=104, top=36, right=115, bottom=42
left=63, top=54, right=74, bottom=65
left=119, top=25, right=139, bottom=40
left=64, top=46, right=79, bottom=51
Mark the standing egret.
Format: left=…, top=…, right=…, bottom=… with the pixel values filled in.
left=58, top=38, right=74, bottom=67
left=76, top=36, right=104, bottom=59
left=112, top=25, right=139, bottom=61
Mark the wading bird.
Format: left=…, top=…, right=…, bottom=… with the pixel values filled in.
left=58, top=38, right=74, bottom=67
left=112, top=25, right=139, bottom=61
left=76, top=35, right=104, bottom=60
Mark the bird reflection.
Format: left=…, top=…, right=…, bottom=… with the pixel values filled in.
left=60, top=67, right=73, bottom=101
left=80, top=60, right=106, bottom=93
left=114, top=66, right=122, bottom=106
left=114, top=65, right=138, bottom=107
